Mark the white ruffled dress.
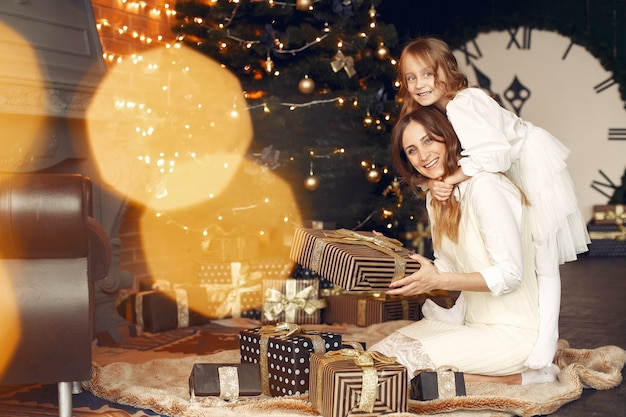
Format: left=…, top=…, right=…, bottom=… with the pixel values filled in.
left=447, top=88, right=590, bottom=264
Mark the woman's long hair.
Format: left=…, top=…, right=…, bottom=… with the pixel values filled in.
left=390, top=107, right=463, bottom=246
left=397, top=37, right=468, bottom=117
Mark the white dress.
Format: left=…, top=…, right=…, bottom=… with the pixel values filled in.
left=373, top=173, right=539, bottom=376
left=446, top=88, right=590, bottom=264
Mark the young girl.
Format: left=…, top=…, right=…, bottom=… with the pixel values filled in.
left=396, top=37, right=590, bottom=370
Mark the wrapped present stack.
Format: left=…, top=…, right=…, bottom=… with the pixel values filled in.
left=239, top=323, right=343, bottom=396
left=588, top=204, right=626, bottom=257
left=289, top=228, right=425, bottom=326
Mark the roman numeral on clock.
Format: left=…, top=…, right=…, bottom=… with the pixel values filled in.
left=457, top=39, right=482, bottom=65
left=594, top=77, right=617, bottom=94
left=507, top=27, right=532, bottom=50
left=608, top=128, right=626, bottom=140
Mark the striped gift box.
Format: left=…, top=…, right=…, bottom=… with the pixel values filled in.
left=290, top=228, right=420, bottom=291
left=323, top=293, right=422, bottom=326
left=309, top=349, right=407, bottom=417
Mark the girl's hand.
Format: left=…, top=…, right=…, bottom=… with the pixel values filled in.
left=427, top=178, right=454, bottom=202
left=386, top=253, right=441, bottom=296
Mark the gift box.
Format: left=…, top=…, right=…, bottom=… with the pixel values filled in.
left=239, top=323, right=343, bottom=396
left=309, top=345, right=407, bottom=417
left=290, top=228, right=420, bottom=291
left=592, top=204, right=625, bottom=226
left=262, top=278, right=326, bottom=324
left=189, top=363, right=262, bottom=401
left=200, top=234, right=260, bottom=263
left=196, top=259, right=293, bottom=284
left=323, top=293, right=422, bottom=326
left=587, top=223, right=626, bottom=257
left=119, top=289, right=211, bottom=333
left=410, top=368, right=466, bottom=401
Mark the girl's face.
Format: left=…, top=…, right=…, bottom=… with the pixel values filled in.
left=402, top=55, right=447, bottom=110
left=402, top=120, right=447, bottom=180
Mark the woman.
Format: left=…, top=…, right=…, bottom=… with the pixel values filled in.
left=396, top=37, right=590, bottom=370
left=369, top=106, right=558, bottom=385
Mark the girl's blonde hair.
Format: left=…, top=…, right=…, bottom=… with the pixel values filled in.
left=390, top=106, right=463, bottom=246
left=397, top=38, right=468, bottom=117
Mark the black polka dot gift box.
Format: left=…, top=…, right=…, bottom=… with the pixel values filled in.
left=239, top=323, right=342, bottom=397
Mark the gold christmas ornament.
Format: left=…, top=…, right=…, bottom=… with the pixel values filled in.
left=362, top=110, right=374, bottom=127
left=304, top=174, right=320, bottom=190
left=305, top=161, right=320, bottom=190
left=376, top=43, right=389, bottom=60
left=298, top=75, right=316, bottom=94
left=296, top=0, right=313, bottom=11
left=367, top=167, right=382, bottom=183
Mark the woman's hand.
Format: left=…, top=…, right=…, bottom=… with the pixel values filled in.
left=386, top=253, right=441, bottom=296
left=427, top=178, right=454, bottom=202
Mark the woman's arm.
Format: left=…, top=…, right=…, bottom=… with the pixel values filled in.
left=387, top=174, right=525, bottom=297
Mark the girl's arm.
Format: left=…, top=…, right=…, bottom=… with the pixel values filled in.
left=427, top=167, right=470, bottom=201
left=447, top=89, right=514, bottom=176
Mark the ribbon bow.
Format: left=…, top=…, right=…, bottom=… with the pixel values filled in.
left=319, top=342, right=397, bottom=412
left=212, top=262, right=263, bottom=319
left=325, top=229, right=404, bottom=252
left=256, top=322, right=326, bottom=395
left=263, top=285, right=327, bottom=322
left=331, top=51, right=356, bottom=77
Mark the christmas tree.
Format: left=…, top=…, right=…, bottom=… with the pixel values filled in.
left=172, top=0, right=427, bottom=245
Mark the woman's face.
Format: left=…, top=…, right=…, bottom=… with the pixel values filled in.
left=402, top=120, right=447, bottom=180
left=402, top=55, right=447, bottom=110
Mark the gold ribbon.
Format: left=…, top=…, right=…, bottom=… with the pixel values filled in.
left=263, top=282, right=327, bottom=322
left=217, top=366, right=240, bottom=401
left=330, top=51, right=356, bottom=77
left=311, top=229, right=408, bottom=282
left=594, top=205, right=625, bottom=225
left=314, top=342, right=397, bottom=413
left=257, top=322, right=327, bottom=395
left=418, top=366, right=461, bottom=399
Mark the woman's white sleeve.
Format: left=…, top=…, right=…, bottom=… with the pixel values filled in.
left=469, top=175, right=524, bottom=296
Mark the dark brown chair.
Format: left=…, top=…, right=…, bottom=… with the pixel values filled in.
left=0, top=173, right=111, bottom=417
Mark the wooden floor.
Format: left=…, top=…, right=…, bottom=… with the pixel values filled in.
left=549, top=254, right=626, bottom=417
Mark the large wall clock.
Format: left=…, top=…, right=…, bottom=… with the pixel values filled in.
left=453, top=28, right=626, bottom=220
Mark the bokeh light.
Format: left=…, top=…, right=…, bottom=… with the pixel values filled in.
left=138, top=157, right=302, bottom=285
left=86, top=43, right=253, bottom=212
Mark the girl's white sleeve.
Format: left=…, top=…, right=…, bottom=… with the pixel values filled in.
left=446, top=89, right=513, bottom=176
left=468, top=174, right=524, bottom=296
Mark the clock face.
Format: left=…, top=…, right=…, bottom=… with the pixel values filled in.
left=453, top=28, right=626, bottom=219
